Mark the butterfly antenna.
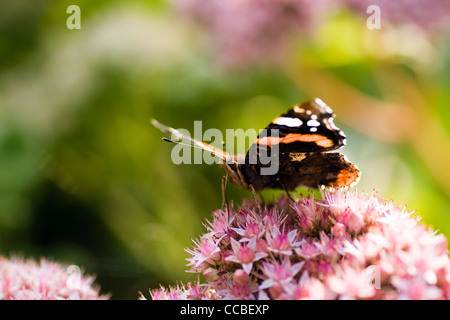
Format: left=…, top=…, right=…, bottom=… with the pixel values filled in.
left=161, top=137, right=205, bottom=151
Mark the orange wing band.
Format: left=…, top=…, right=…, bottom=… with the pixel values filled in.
left=256, top=133, right=333, bottom=148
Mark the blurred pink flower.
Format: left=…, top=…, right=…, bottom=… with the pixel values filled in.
left=150, top=190, right=450, bottom=300
left=0, top=256, right=108, bottom=300
left=326, top=265, right=379, bottom=299
left=343, top=0, right=450, bottom=32
left=289, top=272, right=328, bottom=299
left=177, top=0, right=450, bottom=68
left=177, top=0, right=330, bottom=68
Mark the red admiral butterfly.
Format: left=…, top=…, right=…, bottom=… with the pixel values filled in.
left=152, top=98, right=360, bottom=192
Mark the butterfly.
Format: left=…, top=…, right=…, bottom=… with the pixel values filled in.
left=152, top=98, right=360, bottom=192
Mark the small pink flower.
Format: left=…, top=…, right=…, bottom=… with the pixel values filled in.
left=243, top=222, right=261, bottom=238
left=186, top=237, right=221, bottom=272
left=338, top=207, right=365, bottom=234
left=226, top=238, right=267, bottom=274
left=204, top=208, right=234, bottom=240
left=294, top=198, right=320, bottom=232
left=266, top=226, right=298, bottom=256
left=232, top=216, right=264, bottom=241
left=316, top=232, right=341, bottom=260
left=260, top=259, right=304, bottom=299
left=295, top=241, right=320, bottom=260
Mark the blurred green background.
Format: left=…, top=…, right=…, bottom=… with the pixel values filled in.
left=0, top=0, right=449, bottom=299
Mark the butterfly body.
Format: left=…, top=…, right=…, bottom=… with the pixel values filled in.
left=152, top=98, right=360, bottom=191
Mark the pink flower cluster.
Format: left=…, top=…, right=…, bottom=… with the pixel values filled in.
left=0, top=256, right=109, bottom=300
left=150, top=190, right=450, bottom=300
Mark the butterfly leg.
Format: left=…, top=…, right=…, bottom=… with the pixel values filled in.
left=281, top=183, right=295, bottom=202
left=221, top=174, right=229, bottom=211
left=249, top=184, right=263, bottom=213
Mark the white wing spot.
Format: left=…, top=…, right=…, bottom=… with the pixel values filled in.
left=307, top=119, right=321, bottom=127
left=273, top=117, right=303, bottom=127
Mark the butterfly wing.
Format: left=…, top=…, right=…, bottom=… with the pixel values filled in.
left=250, top=98, right=346, bottom=155
left=240, top=152, right=360, bottom=191
left=286, top=152, right=360, bottom=190
left=241, top=98, right=359, bottom=190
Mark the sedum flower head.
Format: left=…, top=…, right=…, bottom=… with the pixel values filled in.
left=150, top=190, right=450, bottom=300
left=0, top=256, right=108, bottom=300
